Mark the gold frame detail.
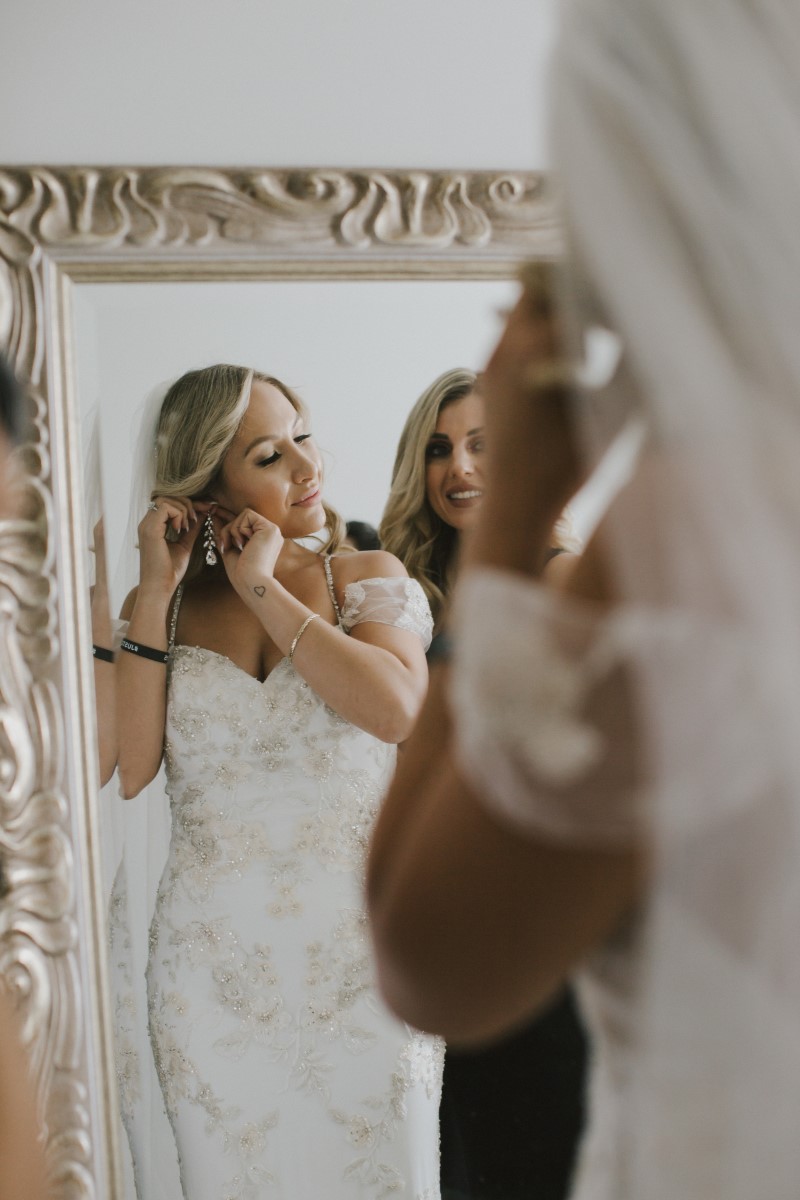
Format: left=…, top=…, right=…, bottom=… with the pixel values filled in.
left=0, top=165, right=558, bottom=1198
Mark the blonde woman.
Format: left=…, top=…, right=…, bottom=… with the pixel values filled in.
left=116, top=365, right=442, bottom=1199
left=380, top=367, right=586, bottom=1200
left=381, top=368, right=576, bottom=635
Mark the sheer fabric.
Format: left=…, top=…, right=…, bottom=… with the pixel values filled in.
left=452, top=568, right=773, bottom=847
left=450, top=0, right=800, bottom=1195
left=451, top=567, right=789, bottom=1199
left=340, top=578, right=433, bottom=649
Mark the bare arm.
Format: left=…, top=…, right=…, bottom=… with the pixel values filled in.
left=219, top=515, right=428, bottom=744
left=368, top=592, right=643, bottom=1045
left=251, top=582, right=427, bottom=743
left=368, top=290, right=644, bottom=1042
left=115, top=497, right=207, bottom=799
left=115, top=584, right=172, bottom=798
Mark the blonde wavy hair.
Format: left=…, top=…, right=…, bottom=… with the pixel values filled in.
left=380, top=367, right=579, bottom=629
left=380, top=368, right=476, bottom=629
left=153, top=364, right=346, bottom=580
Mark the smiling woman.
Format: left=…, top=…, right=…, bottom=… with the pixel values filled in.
left=213, top=380, right=326, bottom=537
left=381, top=367, right=579, bottom=634
left=380, top=368, right=479, bottom=631
left=424, top=390, right=486, bottom=532
left=109, top=363, right=443, bottom=1198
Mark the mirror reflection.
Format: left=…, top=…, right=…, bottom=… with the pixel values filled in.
left=76, top=279, right=530, bottom=1199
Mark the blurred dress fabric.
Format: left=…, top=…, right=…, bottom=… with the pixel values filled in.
left=448, top=0, right=800, bottom=1194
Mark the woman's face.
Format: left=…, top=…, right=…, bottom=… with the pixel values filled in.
left=215, top=379, right=325, bottom=536
left=425, top=391, right=486, bottom=532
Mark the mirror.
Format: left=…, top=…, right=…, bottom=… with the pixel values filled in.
left=0, top=165, right=556, bottom=1197
left=77, top=277, right=518, bottom=1199
left=74, top=279, right=517, bottom=610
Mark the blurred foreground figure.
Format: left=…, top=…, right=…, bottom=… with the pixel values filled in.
left=0, top=355, right=49, bottom=1199
left=368, top=2, right=800, bottom=1197
left=381, top=367, right=587, bottom=1200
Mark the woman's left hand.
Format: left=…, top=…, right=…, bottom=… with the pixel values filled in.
left=217, top=507, right=284, bottom=595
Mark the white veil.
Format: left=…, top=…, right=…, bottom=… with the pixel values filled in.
left=99, top=379, right=184, bottom=1199
left=453, top=0, right=800, bottom=1194
left=554, top=0, right=800, bottom=1192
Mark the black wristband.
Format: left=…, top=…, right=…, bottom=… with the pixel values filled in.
left=120, top=638, right=170, bottom=664
left=92, top=644, right=116, bottom=663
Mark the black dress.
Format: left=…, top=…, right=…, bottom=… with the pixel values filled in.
left=439, top=988, right=587, bottom=1200
left=436, top=546, right=589, bottom=1200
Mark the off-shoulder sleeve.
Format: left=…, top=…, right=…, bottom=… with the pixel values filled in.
left=340, top=577, right=433, bottom=650
left=450, top=567, right=772, bottom=846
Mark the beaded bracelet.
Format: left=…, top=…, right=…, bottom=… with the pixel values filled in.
left=92, top=644, right=116, bottom=663
left=120, top=637, right=170, bottom=665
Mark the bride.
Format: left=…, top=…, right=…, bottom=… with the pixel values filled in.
left=115, top=364, right=442, bottom=1199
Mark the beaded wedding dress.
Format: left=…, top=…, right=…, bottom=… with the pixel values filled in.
left=140, top=565, right=442, bottom=1200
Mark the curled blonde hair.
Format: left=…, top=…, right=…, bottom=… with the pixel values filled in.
left=153, top=364, right=346, bottom=579
left=380, top=368, right=476, bottom=628
left=380, top=366, right=579, bottom=628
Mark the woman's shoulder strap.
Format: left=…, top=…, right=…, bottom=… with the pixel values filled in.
left=168, top=584, right=184, bottom=648
left=322, top=554, right=342, bottom=624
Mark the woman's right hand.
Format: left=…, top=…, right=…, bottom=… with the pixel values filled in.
left=480, top=287, right=584, bottom=511
left=136, top=496, right=210, bottom=593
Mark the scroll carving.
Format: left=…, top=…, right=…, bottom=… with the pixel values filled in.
left=0, top=165, right=556, bottom=1198
left=0, top=391, right=96, bottom=1196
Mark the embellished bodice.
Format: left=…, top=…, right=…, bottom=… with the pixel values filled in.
left=160, top=567, right=433, bottom=894
left=162, top=647, right=396, bottom=900
left=163, top=565, right=432, bottom=794
left=164, top=648, right=390, bottom=796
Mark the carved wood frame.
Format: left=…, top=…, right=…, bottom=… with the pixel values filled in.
left=0, top=166, right=558, bottom=1198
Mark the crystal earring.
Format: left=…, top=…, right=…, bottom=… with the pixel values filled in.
left=203, top=512, right=218, bottom=566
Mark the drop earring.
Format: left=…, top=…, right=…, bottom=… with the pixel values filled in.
left=203, top=512, right=218, bottom=566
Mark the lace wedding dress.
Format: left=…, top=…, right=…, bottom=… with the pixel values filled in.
left=143, top=562, right=442, bottom=1200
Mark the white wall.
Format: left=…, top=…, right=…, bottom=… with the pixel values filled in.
left=1, top=0, right=556, bottom=168
left=8, top=0, right=576, bottom=596
left=74, top=278, right=518, bottom=611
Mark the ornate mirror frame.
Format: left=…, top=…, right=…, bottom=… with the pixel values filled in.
left=0, top=166, right=558, bottom=1198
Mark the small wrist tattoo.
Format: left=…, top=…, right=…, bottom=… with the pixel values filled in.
left=253, top=585, right=266, bottom=597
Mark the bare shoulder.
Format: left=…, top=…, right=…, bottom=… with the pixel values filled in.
left=332, top=549, right=409, bottom=585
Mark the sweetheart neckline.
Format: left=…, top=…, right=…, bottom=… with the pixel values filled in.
left=170, top=642, right=293, bottom=687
